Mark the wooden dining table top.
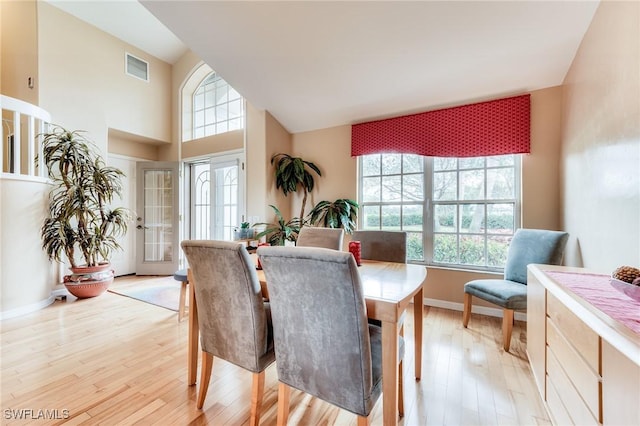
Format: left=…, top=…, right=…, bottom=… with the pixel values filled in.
left=255, top=258, right=427, bottom=302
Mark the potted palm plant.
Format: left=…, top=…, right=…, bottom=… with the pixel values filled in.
left=40, top=127, right=131, bottom=298
left=307, top=199, right=359, bottom=234
left=271, top=153, right=321, bottom=221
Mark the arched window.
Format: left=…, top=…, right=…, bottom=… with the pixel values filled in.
left=193, top=72, right=244, bottom=138
left=181, top=64, right=244, bottom=142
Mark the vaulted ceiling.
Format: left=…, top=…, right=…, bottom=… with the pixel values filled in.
left=49, top=1, right=600, bottom=134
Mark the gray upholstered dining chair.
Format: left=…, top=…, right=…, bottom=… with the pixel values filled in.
left=352, top=230, right=407, bottom=263
left=257, top=245, right=404, bottom=425
left=180, top=240, right=275, bottom=425
left=352, top=230, right=407, bottom=330
left=296, top=226, right=344, bottom=250
left=462, top=228, right=569, bottom=352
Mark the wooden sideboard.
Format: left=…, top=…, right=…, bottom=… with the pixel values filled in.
left=527, top=264, right=640, bottom=426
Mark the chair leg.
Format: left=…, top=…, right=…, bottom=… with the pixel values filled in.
left=277, top=382, right=291, bottom=426
left=463, top=293, right=472, bottom=327
left=197, top=352, right=213, bottom=409
left=397, top=322, right=404, bottom=417
left=357, top=414, right=370, bottom=426
left=249, top=371, right=265, bottom=426
left=178, top=281, right=188, bottom=322
left=398, top=360, right=404, bottom=417
left=502, top=309, right=514, bottom=352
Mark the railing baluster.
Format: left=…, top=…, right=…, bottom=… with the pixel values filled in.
left=12, top=111, right=21, bottom=175
left=27, top=115, right=35, bottom=176
left=38, top=120, right=46, bottom=177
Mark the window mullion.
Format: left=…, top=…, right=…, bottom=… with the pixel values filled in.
left=424, top=156, right=433, bottom=264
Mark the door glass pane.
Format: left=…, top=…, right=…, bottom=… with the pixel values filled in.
left=143, top=170, right=173, bottom=262
left=193, top=163, right=210, bottom=240
left=213, top=164, right=238, bottom=240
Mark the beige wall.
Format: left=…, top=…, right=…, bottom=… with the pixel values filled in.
left=246, top=109, right=292, bottom=223
left=522, top=86, right=563, bottom=230
left=36, top=2, right=172, bottom=155
left=108, top=130, right=160, bottom=161
left=292, top=88, right=564, bottom=305
left=561, top=0, right=640, bottom=273
left=1, top=0, right=38, bottom=105
left=182, top=130, right=244, bottom=159
left=264, top=111, right=294, bottom=220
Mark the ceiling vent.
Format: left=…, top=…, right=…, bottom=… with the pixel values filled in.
left=125, top=53, right=149, bottom=82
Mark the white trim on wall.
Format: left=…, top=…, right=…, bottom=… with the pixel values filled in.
left=0, top=296, right=56, bottom=321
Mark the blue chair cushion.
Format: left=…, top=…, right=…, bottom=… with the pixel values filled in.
left=464, top=279, right=527, bottom=310
left=174, top=268, right=188, bottom=282
left=503, top=229, right=569, bottom=284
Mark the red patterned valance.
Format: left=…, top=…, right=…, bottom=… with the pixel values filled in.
left=351, top=94, right=530, bottom=157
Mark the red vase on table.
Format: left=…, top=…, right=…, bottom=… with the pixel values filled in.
left=349, top=241, right=361, bottom=266
left=257, top=243, right=270, bottom=269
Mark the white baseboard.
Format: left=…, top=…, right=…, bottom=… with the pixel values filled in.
left=0, top=295, right=56, bottom=321
left=52, top=288, right=71, bottom=298
left=424, top=298, right=527, bottom=322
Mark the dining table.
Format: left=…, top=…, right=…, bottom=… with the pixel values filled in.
left=186, top=258, right=427, bottom=426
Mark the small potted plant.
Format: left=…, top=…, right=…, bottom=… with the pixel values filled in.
left=234, top=221, right=255, bottom=240
left=40, top=127, right=131, bottom=298
left=255, top=205, right=301, bottom=246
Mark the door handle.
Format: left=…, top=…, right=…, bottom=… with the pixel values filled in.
left=136, top=225, right=149, bottom=230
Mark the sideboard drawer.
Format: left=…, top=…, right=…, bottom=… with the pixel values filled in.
left=547, top=317, right=601, bottom=415
left=547, top=346, right=599, bottom=425
left=546, top=373, right=575, bottom=426
left=547, top=292, right=600, bottom=373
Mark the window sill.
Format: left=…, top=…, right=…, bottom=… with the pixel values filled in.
left=409, top=262, right=503, bottom=276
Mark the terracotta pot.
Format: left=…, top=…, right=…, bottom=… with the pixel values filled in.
left=63, top=263, right=114, bottom=298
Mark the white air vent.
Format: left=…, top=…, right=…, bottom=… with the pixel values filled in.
left=125, top=53, right=149, bottom=82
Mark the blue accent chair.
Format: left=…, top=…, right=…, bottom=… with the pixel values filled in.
left=463, top=228, right=569, bottom=352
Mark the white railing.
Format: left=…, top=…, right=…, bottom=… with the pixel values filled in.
left=1, top=94, right=51, bottom=178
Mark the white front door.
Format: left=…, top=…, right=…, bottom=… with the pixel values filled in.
left=188, top=154, right=243, bottom=242
left=135, top=161, right=180, bottom=275
left=211, top=156, right=243, bottom=240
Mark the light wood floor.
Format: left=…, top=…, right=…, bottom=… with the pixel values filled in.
left=1, top=275, right=550, bottom=425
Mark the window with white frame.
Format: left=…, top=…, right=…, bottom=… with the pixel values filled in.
left=359, top=153, right=521, bottom=270
left=192, top=73, right=244, bottom=139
